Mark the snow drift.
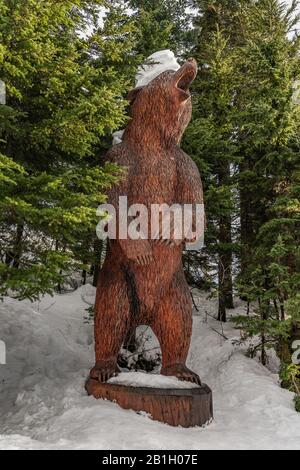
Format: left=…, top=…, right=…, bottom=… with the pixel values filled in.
left=0, top=285, right=299, bottom=450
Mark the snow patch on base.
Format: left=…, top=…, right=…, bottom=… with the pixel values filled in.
left=108, top=371, right=200, bottom=389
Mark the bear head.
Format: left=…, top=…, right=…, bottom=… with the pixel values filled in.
left=124, top=58, right=197, bottom=147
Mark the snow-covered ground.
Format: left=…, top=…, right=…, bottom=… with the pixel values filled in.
left=0, top=285, right=299, bottom=450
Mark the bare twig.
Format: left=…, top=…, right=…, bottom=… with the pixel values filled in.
left=81, top=293, right=94, bottom=306
left=43, top=301, right=56, bottom=312
left=125, top=346, right=160, bottom=360
left=205, top=310, right=217, bottom=320
left=191, top=290, right=199, bottom=312
left=211, top=327, right=228, bottom=340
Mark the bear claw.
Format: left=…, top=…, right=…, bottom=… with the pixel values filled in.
left=161, top=363, right=201, bottom=386
left=90, top=361, right=120, bottom=383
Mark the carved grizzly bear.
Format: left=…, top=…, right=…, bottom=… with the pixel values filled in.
left=90, top=58, right=204, bottom=385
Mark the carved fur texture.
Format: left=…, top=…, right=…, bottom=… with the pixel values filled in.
left=90, top=59, right=204, bottom=385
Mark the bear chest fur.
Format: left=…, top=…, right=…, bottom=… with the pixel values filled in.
left=128, top=154, right=177, bottom=205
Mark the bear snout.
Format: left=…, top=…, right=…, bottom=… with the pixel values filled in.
left=187, top=57, right=197, bottom=66
left=174, top=59, right=197, bottom=100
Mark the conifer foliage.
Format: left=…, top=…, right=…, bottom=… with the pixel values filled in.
left=0, top=0, right=299, bottom=409
left=0, top=0, right=136, bottom=299
left=186, top=0, right=300, bottom=406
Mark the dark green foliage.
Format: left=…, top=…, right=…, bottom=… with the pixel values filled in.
left=0, top=0, right=136, bottom=299
left=234, top=0, right=300, bottom=362
left=184, top=1, right=242, bottom=320
left=280, top=362, right=300, bottom=412
left=186, top=3, right=300, bottom=415
left=232, top=315, right=291, bottom=360
left=128, top=0, right=197, bottom=57
left=0, top=0, right=300, bottom=412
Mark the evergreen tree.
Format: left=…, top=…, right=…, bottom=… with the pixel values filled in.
left=184, top=0, right=243, bottom=320
left=128, top=0, right=196, bottom=58
left=0, top=0, right=137, bottom=299
left=235, top=0, right=300, bottom=282
left=230, top=1, right=300, bottom=405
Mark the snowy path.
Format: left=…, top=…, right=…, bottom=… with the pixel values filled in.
left=0, top=286, right=299, bottom=450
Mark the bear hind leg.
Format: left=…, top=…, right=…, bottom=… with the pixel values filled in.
left=90, top=272, right=130, bottom=382
left=151, top=270, right=201, bottom=386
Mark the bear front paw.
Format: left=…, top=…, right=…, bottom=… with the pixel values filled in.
left=161, top=363, right=201, bottom=386
left=90, top=360, right=120, bottom=383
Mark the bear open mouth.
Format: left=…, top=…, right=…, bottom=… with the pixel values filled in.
left=175, top=65, right=197, bottom=99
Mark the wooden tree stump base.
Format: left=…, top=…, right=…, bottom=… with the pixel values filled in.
left=85, top=378, right=213, bottom=428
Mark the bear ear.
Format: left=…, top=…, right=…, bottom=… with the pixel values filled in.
left=127, top=86, right=144, bottom=104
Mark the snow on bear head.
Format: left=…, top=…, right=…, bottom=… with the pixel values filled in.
left=113, top=50, right=197, bottom=145
left=135, top=50, right=180, bottom=88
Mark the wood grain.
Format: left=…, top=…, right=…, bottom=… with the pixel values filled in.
left=85, top=378, right=213, bottom=428
left=90, top=58, right=205, bottom=387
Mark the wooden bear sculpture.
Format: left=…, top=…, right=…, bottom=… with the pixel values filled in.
left=90, top=58, right=204, bottom=385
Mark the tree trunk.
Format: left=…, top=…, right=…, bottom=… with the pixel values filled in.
left=239, top=160, right=256, bottom=281
left=217, top=163, right=234, bottom=321
left=92, top=239, right=103, bottom=287
left=55, top=240, right=62, bottom=293
left=12, top=223, right=24, bottom=269
left=5, top=223, right=24, bottom=269
left=217, top=283, right=227, bottom=322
